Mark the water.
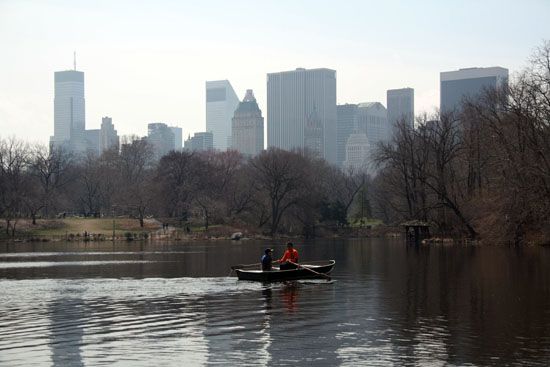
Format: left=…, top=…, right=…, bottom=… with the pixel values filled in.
left=1, top=239, right=550, bottom=366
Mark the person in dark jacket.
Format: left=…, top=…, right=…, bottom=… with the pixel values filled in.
left=261, top=248, right=274, bottom=271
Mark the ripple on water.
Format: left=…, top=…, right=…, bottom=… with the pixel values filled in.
left=2, top=239, right=550, bottom=366
left=0, top=251, right=203, bottom=258
left=0, top=261, right=160, bottom=269
left=0, top=277, right=271, bottom=366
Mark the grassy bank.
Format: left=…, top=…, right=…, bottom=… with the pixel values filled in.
left=0, top=217, right=389, bottom=242
left=1, top=218, right=161, bottom=239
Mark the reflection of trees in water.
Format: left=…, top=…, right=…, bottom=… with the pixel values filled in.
left=265, top=282, right=341, bottom=366
left=346, top=241, right=550, bottom=365
left=6, top=239, right=550, bottom=365
left=332, top=242, right=462, bottom=364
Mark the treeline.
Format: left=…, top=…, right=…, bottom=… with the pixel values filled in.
left=2, top=42, right=548, bottom=244
left=374, top=41, right=550, bottom=244
left=0, top=136, right=368, bottom=237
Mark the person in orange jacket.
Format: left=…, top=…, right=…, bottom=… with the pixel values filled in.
left=276, top=242, right=299, bottom=270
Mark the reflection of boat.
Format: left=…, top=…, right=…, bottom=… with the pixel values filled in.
left=235, top=260, right=335, bottom=282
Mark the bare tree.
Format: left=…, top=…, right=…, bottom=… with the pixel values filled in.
left=462, top=40, right=550, bottom=243
left=374, top=114, right=477, bottom=237
left=28, top=144, right=74, bottom=219
left=0, top=138, right=30, bottom=236
left=117, top=136, right=154, bottom=227
left=190, top=150, right=243, bottom=230
left=97, top=147, right=121, bottom=214
left=250, top=148, right=310, bottom=236
left=76, top=153, right=103, bottom=216
left=154, top=150, right=198, bottom=219
left=374, top=118, right=430, bottom=222
left=422, top=112, right=477, bottom=237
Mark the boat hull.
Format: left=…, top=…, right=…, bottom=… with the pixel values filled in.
left=235, top=260, right=335, bottom=282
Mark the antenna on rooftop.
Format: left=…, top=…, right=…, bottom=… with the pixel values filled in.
left=73, top=51, right=76, bottom=70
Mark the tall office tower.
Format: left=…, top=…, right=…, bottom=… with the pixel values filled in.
left=387, top=88, right=414, bottom=136
left=206, top=80, right=240, bottom=150
left=84, top=129, right=100, bottom=155
left=50, top=68, right=86, bottom=153
left=169, top=126, right=183, bottom=151
left=357, top=102, right=389, bottom=148
left=267, top=68, right=337, bottom=164
left=100, top=116, right=119, bottom=153
left=440, top=67, right=508, bottom=113
left=147, top=123, right=175, bottom=160
left=304, top=107, right=324, bottom=158
left=183, top=132, right=214, bottom=152
left=231, top=89, right=264, bottom=157
left=343, top=130, right=371, bottom=174
left=336, top=104, right=359, bottom=167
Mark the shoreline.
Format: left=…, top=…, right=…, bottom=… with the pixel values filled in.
left=2, top=218, right=546, bottom=246
left=0, top=217, right=387, bottom=244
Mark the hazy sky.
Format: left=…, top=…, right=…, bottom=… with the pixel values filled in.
left=1, top=0, right=549, bottom=144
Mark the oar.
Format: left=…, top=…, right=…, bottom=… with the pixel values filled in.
left=231, top=262, right=261, bottom=270
left=289, top=261, right=331, bottom=281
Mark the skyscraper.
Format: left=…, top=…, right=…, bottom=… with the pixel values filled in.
left=147, top=122, right=175, bottom=160
left=387, top=88, right=414, bottom=136
left=84, top=129, right=100, bottom=155
left=343, top=130, right=371, bottom=174
left=304, top=107, right=324, bottom=158
left=184, top=132, right=214, bottom=152
left=231, top=89, right=264, bottom=157
left=206, top=80, right=240, bottom=151
left=337, top=104, right=359, bottom=167
left=440, top=67, right=508, bottom=113
left=357, top=102, right=389, bottom=148
left=169, top=126, right=183, bottom=151
left=50, top=69, right=86, bottom=153
left=267, top=68, right=337, bottom=164
left=100, top=116, right=119, bottom=153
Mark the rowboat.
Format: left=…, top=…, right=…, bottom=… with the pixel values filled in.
left=234, top=260, right=335, bottom=282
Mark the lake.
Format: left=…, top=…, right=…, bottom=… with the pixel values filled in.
left=1, top=239, right=549, bottom=366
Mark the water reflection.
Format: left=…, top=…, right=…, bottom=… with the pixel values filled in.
left=281, top=282, right=298, bottom=313
left=1, top=239, right=550, bottom=365
left=49, top=287, right=85, bottom=366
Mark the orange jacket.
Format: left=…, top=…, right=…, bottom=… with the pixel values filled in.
left=279, top=248, right=299, bottom=263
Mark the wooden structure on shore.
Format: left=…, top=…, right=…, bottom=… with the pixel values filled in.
left=402, top=220, right=431, bottom=245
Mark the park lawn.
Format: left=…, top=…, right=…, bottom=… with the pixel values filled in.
left=23, top=218, right=162, bottom=236
left=349, top=218, right=384, bottom=228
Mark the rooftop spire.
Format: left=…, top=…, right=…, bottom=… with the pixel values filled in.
left=243, top=89, right=255, bottom=102
left=73, top=51, right=76, bottom=70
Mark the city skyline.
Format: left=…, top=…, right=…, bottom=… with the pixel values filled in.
left=1, top=0, right=549, bottom=144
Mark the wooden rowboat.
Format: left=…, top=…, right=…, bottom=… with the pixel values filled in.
left=235, top=260, right=335, bottom=282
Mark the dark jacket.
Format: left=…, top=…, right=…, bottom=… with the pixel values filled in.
left=261, top=253, right=273, bottom=271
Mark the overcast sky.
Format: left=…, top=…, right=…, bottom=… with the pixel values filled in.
left=1, top=0, right=549, bottom=144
